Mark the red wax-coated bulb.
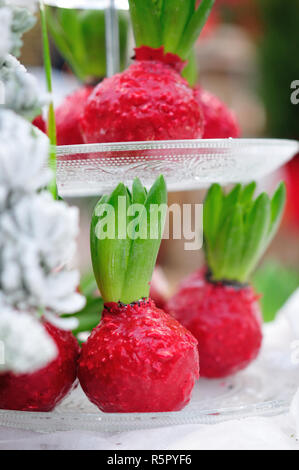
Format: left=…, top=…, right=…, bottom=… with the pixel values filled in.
left=80, top=47, right=204, bottom=144
left=78, top=299, right=199, bottom=413
left=167, top=269, right=262, bottom=378
left=32, top=114, right=47, bottom=133
left=194, top=87, right=241, bottom=139
left=55, top=86, right=93, bottom=145
left=32, top=87, right=93, bottom=146
left=0, top=323, right=79, bottom=412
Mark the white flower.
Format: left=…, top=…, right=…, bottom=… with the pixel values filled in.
left=0, top=55, right=48, bottom=120
left=2, top=192, right=80, bottom=268
left=0, top=192, right=86, bottom=315
left=0, top=0, right=36, bottom=59
left=0, top=7, right=12, bottom=59
left=6, top=0, right=38, bottom=12
left=0, top=109, right=51, bottom=210
left=0, top=305, right=57, bottom=374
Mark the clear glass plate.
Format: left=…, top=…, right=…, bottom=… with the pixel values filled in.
left=56, top=139, right=299, bottom=197
left=0, top=344, right=298, bottom=433
left=44, top=0, right=129, bottom=10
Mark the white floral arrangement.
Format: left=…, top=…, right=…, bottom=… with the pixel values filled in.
left=0, top=306, right=57, bottom=374
left=0, top=0, right=86, bottom=375
left=0, top=0, right=46, bottom=119
left=0, top=109, right=85, bottom=374
left=0, top=0, right=36, bottom=60
left=6, top=1, right=38, bottom=12
left=0, top=54, right=47, bottom=120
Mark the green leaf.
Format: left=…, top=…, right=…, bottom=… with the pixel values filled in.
left=181, top=48, right=198, bottom=86
left=218, top=184, right=242, bottom=229
left=90, top=184, right=131, bottom=303
left=71, top=297, right=104, bottom=337
left=268, top=182, right=286, bottom=242
left=253, top=261, right=299, bottom=323
left=121, top=175, right=167, bottom=304
left=176, top=0, right=215, bottom=59
left=132, top=178, right=147, bottom=205
left=128, top=0, right=162, bottom=48
left=80, top=272, right=98, bottom=297
left=90, top=176, right=167, bottom=305
left=40, top=3, right=57, bottom=200
left=47, top=7, right=129, bottom=81
left=203, top=183, right=223, bottom=248
left=59, top=9, right=86, bottom=63
left=46, top=8, right=78, bottom=74
left=128, top=0, right=213, bottom=62
left=211, top=206, right=244, bottom=282
left=239, top=193, right=271, bottom=282
left=152, top=0, right=164, bottom=18
left=203, top=182, right=286, bottom=283
left=240, top=182, right=257, bottom=206
left=161, top=0, right=195, bottom=54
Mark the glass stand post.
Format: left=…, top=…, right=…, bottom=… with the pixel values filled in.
left=105, top=0, right=120, bottom=77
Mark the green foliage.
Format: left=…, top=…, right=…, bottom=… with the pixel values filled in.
left=181, top=48, right=198, bottom=86
left=90, top=176, right=167, bottom=304
left=128, top=0, right=214, bottom=62
left=46, top=7, right=129, bottom=83
left=40, top=3, right=57, bottom=200
left=253, top=261, right=299, bottom=323
left=204, top=182, right=286, bottom=283
left=62, top=272, right=103, bottom=339
left=71, top=297, right=104, bottom=338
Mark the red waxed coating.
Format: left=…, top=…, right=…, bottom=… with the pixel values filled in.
left=134, top=46, right=186, bottom=73
left=56, top=86, right=93, bottom=145
left=194, top=87, right=241, bottom=139
left=80, top=48, right=204, bottom=144
left=0, top=323, right=79, bottom=412
left=78, top=299, right=199, bottom=413
left=32, top=114, right=46, bottom=133
left=285, top=154, right=299, bottom=228
left=167, top=269, right=262, bottom=378
left=31, top=87, right=93, bottom=145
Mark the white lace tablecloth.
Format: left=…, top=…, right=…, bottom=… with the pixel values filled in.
left=1, top=290, right=299, bottom=451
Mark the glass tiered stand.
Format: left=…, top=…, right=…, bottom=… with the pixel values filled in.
left=0, top=137, right=297, bottom=433
left=1, top=1, right=299, bottom=433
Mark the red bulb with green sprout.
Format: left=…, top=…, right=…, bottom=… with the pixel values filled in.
left=194, top=86, right=240, bottom=139
left=36, top=0, right=241, bottom=144
left=80, top=0, right=217, bottom=143
left=167, top=182, right=286, bottom=378
left=78, top=176, right=199, bottom=413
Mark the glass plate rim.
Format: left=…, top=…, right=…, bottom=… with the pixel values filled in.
left=55, top=138, right=299, bottom=157
left=0, top=396, right=291, bottom=433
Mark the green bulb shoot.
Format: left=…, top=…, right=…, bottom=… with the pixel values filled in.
left=204, top=181, right=287, bottom=284
left=90, top=176, right=167, bottom=304
left=128, top=0, right=215, bottom=61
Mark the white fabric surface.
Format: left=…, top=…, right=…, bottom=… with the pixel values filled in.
left=1, top=290, right=299, bottom=450
left=0, top=414, right=298, bottom=450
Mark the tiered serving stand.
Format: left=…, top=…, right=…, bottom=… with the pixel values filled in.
left=56, top=138, right=298, bottom=197
left=0, top=138, right=298, bottom=432
left=1, top=0, right=299, bottom=433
